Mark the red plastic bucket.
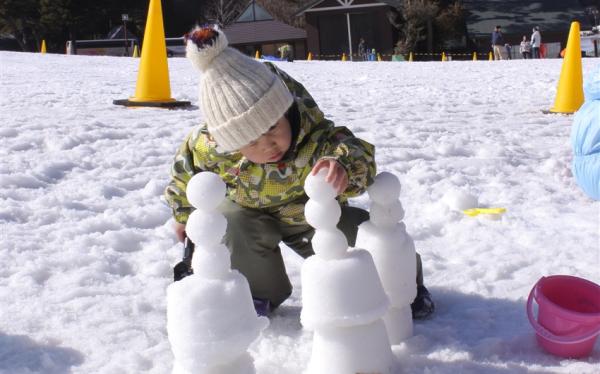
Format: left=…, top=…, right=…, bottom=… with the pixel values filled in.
left=527, top=275, right=600, bottom=358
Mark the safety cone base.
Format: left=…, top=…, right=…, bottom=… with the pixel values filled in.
left=113, top=98, right=191, bottom=108
left=541, top=108, right=574, bottom=115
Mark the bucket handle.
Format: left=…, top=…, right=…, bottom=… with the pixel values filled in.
left=527, top=286, right=600, bottom=344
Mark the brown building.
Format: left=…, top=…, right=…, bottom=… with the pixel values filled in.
left=295, top=0, right=399, bottom=60
left=224, top=1, right=307, bottom=59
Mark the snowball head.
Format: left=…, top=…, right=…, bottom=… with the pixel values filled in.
left=186, top=172, right=226, bottom=211
left=311, top=229, right=348, bottom=260
left=368, top=172, right=401, bottom=204
left=305, top=198, right=341, bottom=229
left=185, top=210, right=227, bottom=246
left=442, top=189, right=478, bottom=211
left=304, top=168, right=337, bottom=201
left=191, top=244, right=231, bottom=279
left=370, top=201, right=404, bottom=228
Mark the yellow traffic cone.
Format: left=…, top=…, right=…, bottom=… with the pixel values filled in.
left=41, top=40, right=47, bottom=54
left=472, top=52, right=477, bottom=61
left=549, top=21, right=584, bottom=114
left=307, top=52, right=312, bottom=61
left=409, top=52, right=413, bottom=62
left=114, top=0, right=189, bottom=108
left=377, top=53, right=382, bottom=62
left=488, top=51, right=493, bottom=61
left=342, top=53, right=347, bottom=61
left=441, top=52, right=446, bottom=62
left=255, top=50, right=260, bottom=59
left=132, top=44, right=140, bottom=58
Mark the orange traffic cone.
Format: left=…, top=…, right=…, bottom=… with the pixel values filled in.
left=114, top=0, right=189, bottom=108
left=255, top=50, right=260, bottom=59
left=548, top=22, right=584, bottom=114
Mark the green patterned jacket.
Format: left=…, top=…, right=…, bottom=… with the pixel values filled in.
left=164, top=63, right=376, bottom=225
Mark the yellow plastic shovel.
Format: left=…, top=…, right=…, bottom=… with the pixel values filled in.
left=463, top=208, right=506, bottom=217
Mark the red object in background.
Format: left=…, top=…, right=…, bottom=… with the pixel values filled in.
left=540, top=43, right=547, bottom=58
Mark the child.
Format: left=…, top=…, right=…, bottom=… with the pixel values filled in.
left=165, top=25, right=434, bottom=318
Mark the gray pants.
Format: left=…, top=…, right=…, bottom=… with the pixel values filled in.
left=221, top=200, right=424, bottom=307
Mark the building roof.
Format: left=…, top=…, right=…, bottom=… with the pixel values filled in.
left=463, top=0, right=591, bottom=37
left=224, top=20, right=306, bottom=45
left=223, top=1, right=306, bottom=45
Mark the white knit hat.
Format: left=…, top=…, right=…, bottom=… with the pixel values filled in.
left=185, top=25, right=293, bottom=152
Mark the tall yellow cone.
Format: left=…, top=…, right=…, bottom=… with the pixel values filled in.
left=132, top=44, right=140, bottom=58
left=441, top=52, right=446, bottom=62
left=472, top=52, right=477, bottom=61
left=40, top=40, right=47, bottom=53
left=255, top=50, right=260, bottom=59
left=342, top=53, right=347, bottom=61
left=489, top=51, right=493, bottom=61
left=114, top=0, right=189, bottom=108
left=409, top=52, right=413, bottom=62
left=549, top=22, right=584, bottom=114
left=307, top=52, right=313, bottom=61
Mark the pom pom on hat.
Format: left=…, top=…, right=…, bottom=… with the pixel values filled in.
left=185, top=25, right=229, bottom=72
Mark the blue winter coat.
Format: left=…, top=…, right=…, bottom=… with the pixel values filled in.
left=571, top=66, right=600, bottom=200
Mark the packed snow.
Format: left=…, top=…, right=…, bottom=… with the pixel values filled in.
left=1, top=51, right=599, bottom=374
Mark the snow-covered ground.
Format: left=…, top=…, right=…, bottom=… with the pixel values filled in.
left=1, top=51, right=599, bottom=374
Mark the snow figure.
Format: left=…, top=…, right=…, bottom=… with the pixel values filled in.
left=166, top=172, right=269, bottom=374
left=355, top=172, right=417, bottom=344
left=572, top=65, right=600, bottom=200
left=301, top=168, right=394, bottom=374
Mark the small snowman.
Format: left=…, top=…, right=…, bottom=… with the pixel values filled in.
left=355, top=172, right=417, bottom=344
left=301, top=169, right=394, bottom=374
left=167, top=172, right=268, bottom=374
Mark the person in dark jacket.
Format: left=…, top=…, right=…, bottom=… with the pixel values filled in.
left=491, top=25, right=505, bottom=60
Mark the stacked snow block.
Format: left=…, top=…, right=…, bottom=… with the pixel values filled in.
left=356, top=172, right=417, bottom=344
left=167, top=172, right=268, bottom=374
left=301, top=169, right=394, bottom=374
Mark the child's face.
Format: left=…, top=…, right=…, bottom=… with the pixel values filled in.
left=238, top=116, right=292, bottom=163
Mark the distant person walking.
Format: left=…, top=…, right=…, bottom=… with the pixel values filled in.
left=531, top=27, right=542, bottom=59
left=491, top=25, right=506, bottom=60
left=358, top=38, right=367, bottom=61
left=519, top=36, right=531, bottom=59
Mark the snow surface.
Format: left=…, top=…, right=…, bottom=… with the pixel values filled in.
left=1, top=51, right=599, bottom=374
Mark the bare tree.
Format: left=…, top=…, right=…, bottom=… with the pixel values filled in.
left=204, top=0, right=247, bottom=26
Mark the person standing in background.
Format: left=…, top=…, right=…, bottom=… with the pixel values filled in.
left=358, top=38, right=367, bottom=61
left=520, top=36, right=531, bottom=59
left=491, top=25, right=505, bottom=60
left=531, top=27, right=542, bottom=58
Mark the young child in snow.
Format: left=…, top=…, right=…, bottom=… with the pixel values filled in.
left=165, top=25, right=434, bottom=318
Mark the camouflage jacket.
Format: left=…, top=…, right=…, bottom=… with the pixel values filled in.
left=164, top=63, right=376, bottom=225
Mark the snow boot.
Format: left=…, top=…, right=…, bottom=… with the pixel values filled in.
left=253, top=298, right=272, bottom=317
left=411, top=285, right=435, bottom=319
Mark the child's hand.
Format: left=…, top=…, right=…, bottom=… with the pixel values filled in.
left=174, top=222, right=186, bottom=243
left=311, top=159, right=348, bottom=195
